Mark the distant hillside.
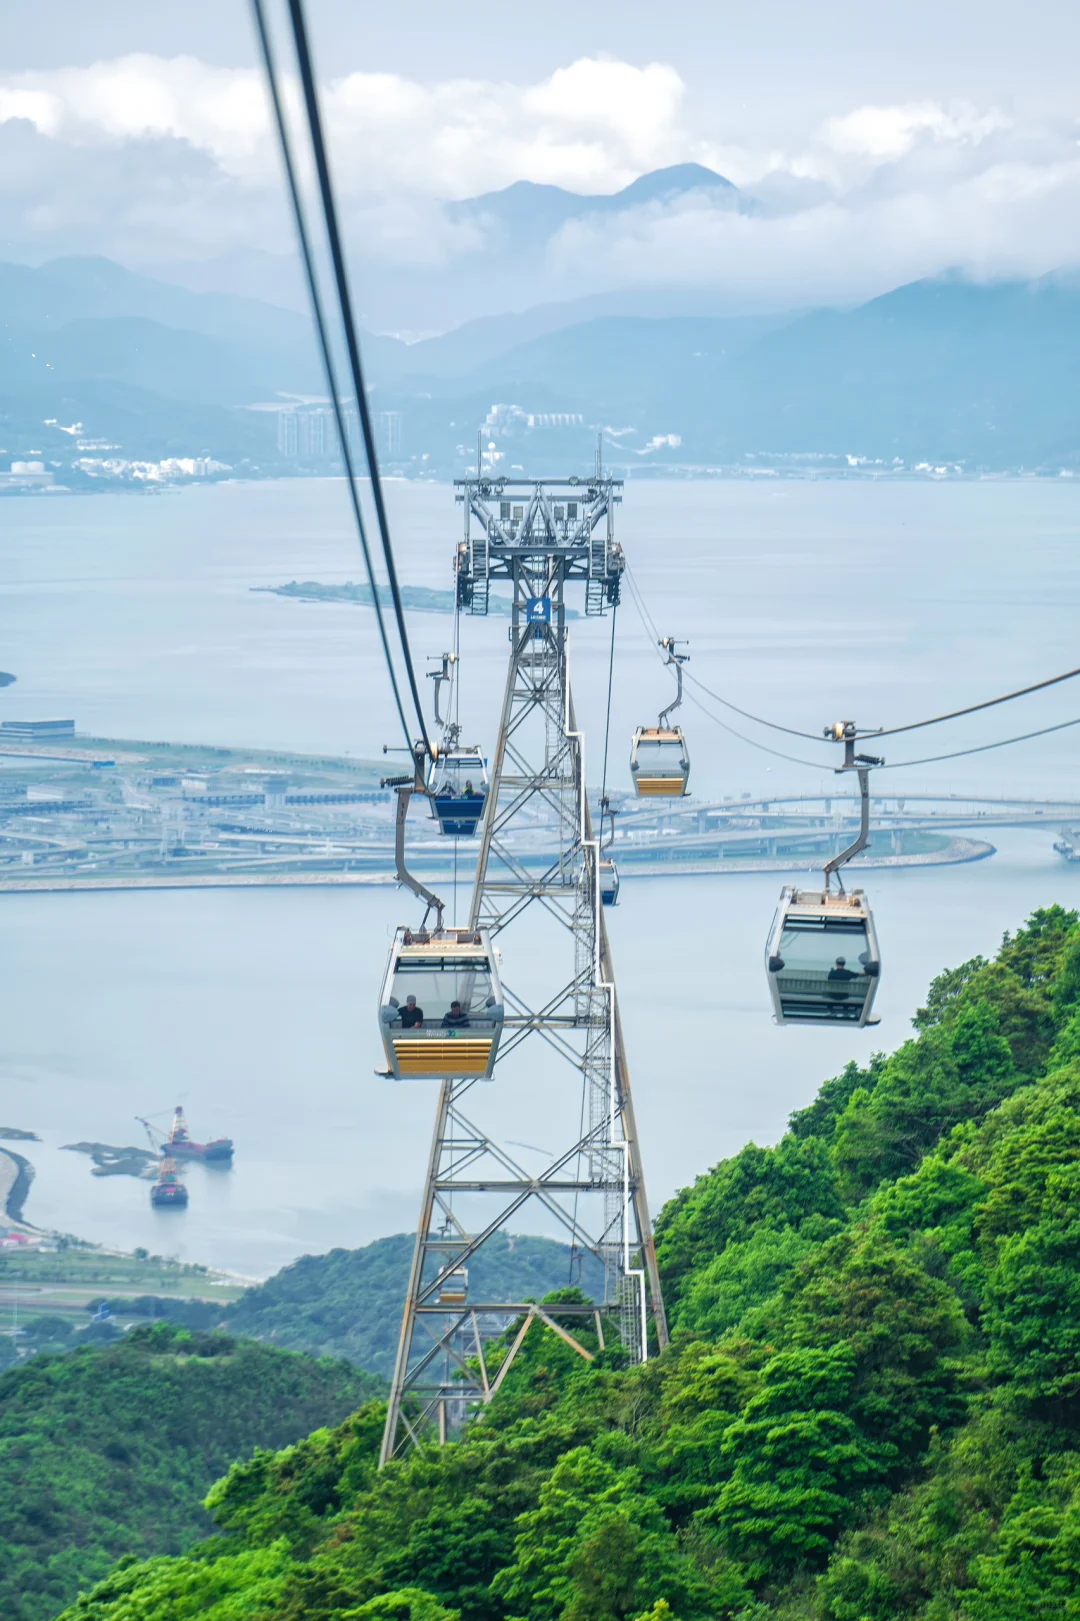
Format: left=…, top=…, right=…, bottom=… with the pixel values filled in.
left=53, top=905, right=1080, bottom=1621
left=447, top=163, right=746, bottom=248
left=0, top=1323, right=377, bottom=1621
left=224, top=1231, right=604, bottom=1379
left=4, top=252, right=1080, bottom=471
left=383, top=275, right=1080, bottom=469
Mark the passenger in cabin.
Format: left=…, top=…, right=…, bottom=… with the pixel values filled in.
left=826, top=957, right=859, bottom=999
left=464, top=780, right=479, bottom=799
left=442, top=1000, right=470, bottom=1028
left=384, top=994, right=424, bottom=1026
left=399, top=995, right=424, bottom=1028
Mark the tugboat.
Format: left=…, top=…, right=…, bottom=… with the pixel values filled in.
left=150, top=1155, right=188, bottom=1209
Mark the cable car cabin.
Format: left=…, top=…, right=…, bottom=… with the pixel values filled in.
left=765, top=888, right=881, bottom=1027
left=379, top=927, right=504, bottom=1079
left=599, top=858, right=620, bottom=906
left=435, top=1265, right=469, bottom=1308
left=629, top=726, right=690, bottom=797
left=431, top=748, right=488, bottom=836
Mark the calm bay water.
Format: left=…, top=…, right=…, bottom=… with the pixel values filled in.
left=4, top=477, right=1080, bottom=1275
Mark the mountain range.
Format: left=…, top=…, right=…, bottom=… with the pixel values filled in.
left=1, top=167, right=1079, bottom=475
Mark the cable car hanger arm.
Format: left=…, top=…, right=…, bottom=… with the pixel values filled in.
left=657, top=637, right=688, bottom=727
left=383, top=763, right=445, bottom=931
left=822, top=723, right=884, bottom=892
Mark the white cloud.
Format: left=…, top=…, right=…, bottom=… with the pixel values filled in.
left=2, top=51, right=1080, bottom=326
left=0, top=53, right=699, bottom=197
left=821, top=100, right=1008, bottom=162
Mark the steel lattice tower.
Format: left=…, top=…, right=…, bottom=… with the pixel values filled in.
left=380, top=475, right=668, bottom=1465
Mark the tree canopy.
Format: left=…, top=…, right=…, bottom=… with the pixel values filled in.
left=45, top=905, right=1080, bottom=1620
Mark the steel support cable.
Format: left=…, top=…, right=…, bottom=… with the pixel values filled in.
left=865, top=665, right=1080, bottom=740
left=622, top=567, right=831, bottom=768
left=283, top=0, right=434, bottom=760
left=623, top=564, right=823, bottom=740
left=879, top=714, right=1080, bottom=769
left=624, top=563, right=1080, bottom=748
left=624, top=563, right=1080, bottom=774
left=250, top=0, right=412, bottom=750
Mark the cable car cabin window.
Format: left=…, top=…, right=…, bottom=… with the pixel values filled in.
left=633, top=738, right=684, bottom=772
left=775, top=916, right=874, bottom=1019
left=386, top=956, right=496, bottom=1029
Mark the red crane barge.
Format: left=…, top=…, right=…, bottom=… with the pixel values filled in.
left=137, top=1106, right=234, bottom=1166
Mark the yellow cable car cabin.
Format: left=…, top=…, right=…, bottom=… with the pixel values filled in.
left=629, top=726, right=690, bottom=797
left=379, top=926, right=504, bottom=1079
left=434, top=1265, right=469, bottom=1307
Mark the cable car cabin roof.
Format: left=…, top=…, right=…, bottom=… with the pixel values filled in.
left=633, top=726, right=685, bottom=743
left=435, top=748, right=485, bottom=770
left=395, top=927, right=488, bottom=958
left=776, top=888, right=872, bottom=920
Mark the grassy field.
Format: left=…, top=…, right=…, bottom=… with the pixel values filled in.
left=0, top=1247, right=245, bottom=1328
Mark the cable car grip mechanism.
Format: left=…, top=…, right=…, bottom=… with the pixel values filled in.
left=822, top=721, right=884, bottom=893
left=381, top=742, right=445, bottom=931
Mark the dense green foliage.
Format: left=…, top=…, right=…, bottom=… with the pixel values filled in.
left=222, top=1232, right=602, bottom=1379
left=52, top=906, right=1080, bottom=1619
left=0, top=1323, right=379, bottom=1621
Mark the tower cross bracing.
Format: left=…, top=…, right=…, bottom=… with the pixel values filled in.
left=380, top=476, right=667, bottom=1466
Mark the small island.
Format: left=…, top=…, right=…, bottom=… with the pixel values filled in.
left=253, top=581, right=578, bottom=618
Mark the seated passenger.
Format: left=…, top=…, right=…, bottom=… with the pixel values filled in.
left=825, top=957, right=858, bottom=999
left=399, top=995, right=423, bottom=1028
left=463, top=780, right=480, bottom=799
left=441, top=1000, right=470, bottom=1028
left=383, top=994, right=424, bottom=1026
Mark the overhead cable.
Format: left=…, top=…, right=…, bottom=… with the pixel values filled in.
left=865, top=665, right=1080, bottom=740
left=262, top=0, right=433, bottom=759
left=879, top=714, right=1080, bottom=769
left=622, top=569, right=831, bottom=770
left=250, top=0, right=414, bottom=751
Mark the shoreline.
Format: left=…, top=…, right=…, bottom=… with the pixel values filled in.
left=0, top=1147, right=35, bottom=1224
left=0, top=836, right=995, bottom=894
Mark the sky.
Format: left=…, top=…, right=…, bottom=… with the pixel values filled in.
left=3, top=0, right=1080, bottom=326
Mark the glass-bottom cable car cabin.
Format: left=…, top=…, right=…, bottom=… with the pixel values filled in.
left=599, top=858, right=620, bottom=906
left=629, top=726, right=690, bottom=797
left=379, top=926, right=504, bottom=1078
left=431, top=747, right=488, bottom=836
left=765, top=887, right=880, bottom=1027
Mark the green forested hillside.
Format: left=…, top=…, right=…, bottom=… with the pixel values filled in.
left=223, top=1232, right=603, bottom=1379
left=0, top=1325, right=379, bottom=1621
left=55, top=906, right=1080, bottom=1619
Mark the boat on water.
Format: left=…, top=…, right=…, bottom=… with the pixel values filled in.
left=138, top=1106, right=234, bottom=1164
left=150, top=1155, right=188, bottom=1209
left=165, top=1105, right=234, bottom=1163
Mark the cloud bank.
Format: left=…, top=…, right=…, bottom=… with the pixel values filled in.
left=3, top=52, right=1080, bottom=323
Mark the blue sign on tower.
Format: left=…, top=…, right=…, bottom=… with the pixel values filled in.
left=525, top=596, right=552, bottom=624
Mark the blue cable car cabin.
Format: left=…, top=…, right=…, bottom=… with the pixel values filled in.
left=379, top=926, right=505, bottom=1078
left=431, top=747, right=488, bottom=836
left=765, top=887, right=881, bottom=1027
left=599, top=858, right=620, bottom=906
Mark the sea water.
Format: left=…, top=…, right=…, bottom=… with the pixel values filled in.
left=4, top=477, right=1080, bottom=1274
